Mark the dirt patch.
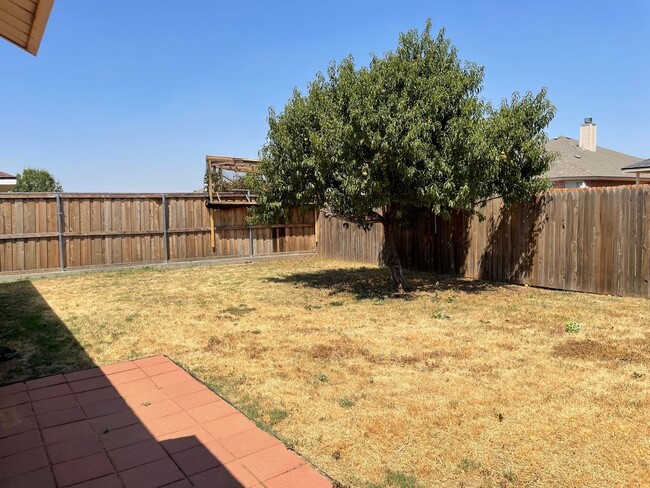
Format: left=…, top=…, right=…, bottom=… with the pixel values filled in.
left=205, top=333, right=240, bottom=353
left=307, top=341, right=464, bottom=369
left=553, top=338, right=649, bottom=364
left=307, top=341, right=371, bottom=360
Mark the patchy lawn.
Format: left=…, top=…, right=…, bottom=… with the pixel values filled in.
left=1, top=258, right=649, bottom=487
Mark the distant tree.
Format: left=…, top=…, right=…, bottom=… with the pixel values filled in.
left=13, top=168, right=63, bottom=192
left=255, top=20, right=555, bottom=292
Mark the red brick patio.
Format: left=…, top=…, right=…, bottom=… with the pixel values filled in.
left=0, top=356, right=332, bottom=488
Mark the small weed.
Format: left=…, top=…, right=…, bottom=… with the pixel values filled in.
left=459, top=458, right=481, bottom=472
left=632, top=372, right=645, bottom=379
left=339, top=397, right=356, bottom=408
left=332, top=450, right=341, bottom=460
left=496, top=412, right=504, bottom=422
left=220, top=304, right=255, bottom=317
left=305, top=304, right=323, bottom=310
left=268, top=408, right=289, bottom=425
left=385, top=469, right=420, bottom=488
left=446, top=295, right=457, bottom=303
left=330, top=301, right=344, bottom=307
left=238, top=395, right=262, bottom=422
left=433, top=312, right=450, bottom=320
left=503, top=469, right=517, bottom=483
left=250, top=329, right=261, bottom=335
left=318, top=373, right=329, bottom=383
left=565, top=320, right=581, bottom=333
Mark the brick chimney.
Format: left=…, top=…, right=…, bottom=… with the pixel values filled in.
left=579, top=117, right=597, bottom=152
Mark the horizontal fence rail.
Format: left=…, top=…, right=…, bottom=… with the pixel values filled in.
left=317, top=185, right=650, bottom=298
left=0, top=193, right=316, bottom=274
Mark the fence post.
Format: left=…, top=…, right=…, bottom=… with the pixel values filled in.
left=249, top=224, right=254, bottom=257
left=162, top=194, right=169, bottom=264
left=55, top=193, right=66, bottom=271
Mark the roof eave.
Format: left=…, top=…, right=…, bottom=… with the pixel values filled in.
left=27, top=0, right=55, bottom=55
left=550, top=174, right=650, bottom=181
left=622, top=168, right=650, bottom=174
left=0, top=0, right=55, bottom=56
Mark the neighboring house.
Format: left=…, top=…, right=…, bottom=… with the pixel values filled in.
left=546, top=119, right=648, bottom=188
left=0, top=171, right=17, bottom=192
left=622, top=158, right=650, bottom=184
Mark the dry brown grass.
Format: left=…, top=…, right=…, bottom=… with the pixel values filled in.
left=1, top=258, right=649, bottom=487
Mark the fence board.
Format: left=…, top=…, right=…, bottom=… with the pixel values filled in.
left=644, top=188, right=650, bottom=296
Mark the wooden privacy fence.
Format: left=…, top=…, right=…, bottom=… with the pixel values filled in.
left=317, top=185, right=650, bottom=297
left=0, top=193, right=316, bottom=274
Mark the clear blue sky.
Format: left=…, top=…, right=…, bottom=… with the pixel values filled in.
left=1, top=0, right=648, bottom=192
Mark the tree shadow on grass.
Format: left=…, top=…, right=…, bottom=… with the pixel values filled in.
left=266, top=266, right=502, bottom=300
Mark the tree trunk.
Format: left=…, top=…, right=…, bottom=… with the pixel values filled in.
left=383, top=219, right=407, bottom=293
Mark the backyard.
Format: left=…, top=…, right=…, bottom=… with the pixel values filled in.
left=1, top=257, right=649, bottom=487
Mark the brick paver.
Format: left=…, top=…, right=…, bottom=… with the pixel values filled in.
left=0, top=356, right=332, bottom=487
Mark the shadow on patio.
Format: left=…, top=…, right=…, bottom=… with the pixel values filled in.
left=0, top=281, right=330, bottom=487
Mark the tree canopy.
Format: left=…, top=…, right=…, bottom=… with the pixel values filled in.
left=12, top=168, right=63, bottom=192
left=256, top=21, right=556, bottom=291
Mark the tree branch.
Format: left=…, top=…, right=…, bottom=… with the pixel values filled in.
left=321, top=207, right=385, bottom=226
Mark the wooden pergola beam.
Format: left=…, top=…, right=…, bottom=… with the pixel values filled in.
left=205, top=155, right=259, bottom=173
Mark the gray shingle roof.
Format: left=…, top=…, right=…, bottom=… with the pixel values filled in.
left=545, top=136, right=645, bottom=179
left=622, top=158, right=650, bottom=171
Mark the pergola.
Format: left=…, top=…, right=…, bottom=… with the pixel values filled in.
left=205, top=154, right=259, bottom=205
left=622, top=159, right=650, bottom=185
left=0, top=0, right=55, bottom=56
left=205, top=155, right=259, bottom=248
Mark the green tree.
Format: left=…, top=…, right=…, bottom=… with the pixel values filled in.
left=13, top=168, right=63, bottom=192
left=256, top=21, right=555, bottom=292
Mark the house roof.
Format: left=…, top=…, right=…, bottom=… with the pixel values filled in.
left=545, top=136, right=646, bottom=180
left=622, top=158, right=650, bottom=172
left=0, top=0, right=55, bottom=55
left=0, top=171, right=16, bottom=179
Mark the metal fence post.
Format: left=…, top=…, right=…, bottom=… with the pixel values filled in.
left=55, top=193, right=66, bottom=271
left=162, top=194, right=169, bottom=264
